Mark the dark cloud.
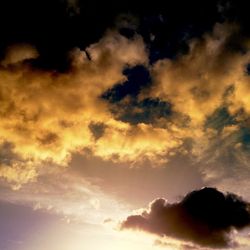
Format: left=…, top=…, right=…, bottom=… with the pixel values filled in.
left=121, top=187, right=250, bottom=248
left=0, top=0, right=248, bottom=71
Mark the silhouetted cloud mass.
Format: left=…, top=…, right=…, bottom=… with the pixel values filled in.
left=121, top=187, right=250, bottom=248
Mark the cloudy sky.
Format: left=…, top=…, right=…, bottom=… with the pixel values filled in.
left=0, top=0, right=250, bottom=249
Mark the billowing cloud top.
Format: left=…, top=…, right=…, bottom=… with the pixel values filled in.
left=121, top=187, right=250, bottom=248
left=0, top=21, right=249, bottom=189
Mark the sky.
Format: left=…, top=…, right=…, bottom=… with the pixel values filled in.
left=0, top=0, right=250, bottom=249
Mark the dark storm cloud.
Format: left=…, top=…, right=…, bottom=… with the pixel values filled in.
left=121, top=187, right=250, bottom=248
left=0, top=0, right=248, bottom=71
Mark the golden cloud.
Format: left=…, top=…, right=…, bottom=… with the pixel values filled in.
left=0, top=31, right=183, bottom=186
left=0, top=23, right=249, bottom=187
left=142, top=23, right=249, bottom=126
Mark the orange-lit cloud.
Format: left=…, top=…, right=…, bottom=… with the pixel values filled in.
left=142, top=22, right=249, bottom=126
left=0, top=31, right=150, bottom=186
left=0, top=30, right=184, bottom=187
left=0, top=22, right=249, bottom=188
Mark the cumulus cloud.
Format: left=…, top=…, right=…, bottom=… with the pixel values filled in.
left=0, top=30, right=183, bottom=187
left=0, top=31, right=146, bottom=184
left=121, top=187, right=250, bottom=248
left=142, top=22, right=249, bottom=126
left=135, top=22, right=250, bottom=183
left=0, top=21, right=249, bottom=188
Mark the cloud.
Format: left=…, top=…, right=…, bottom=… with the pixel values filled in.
left=0, top=30, right=183, bottom=187
left=0, top=30, right=150, bottom=186
left=134, top=22, right=250, bottom=184
left=0, top=167, right=130, bottom=225
left=102, top=22, right=250, bottom=173
left=94, top=123, right=182, bottom=162
left=121, top=187, right=250, bottom=248
left=0, top=21, right=249, bottom=188
left=1, top=44, right=39, bottom=66
left=141, top=22, right=249, bottom=126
